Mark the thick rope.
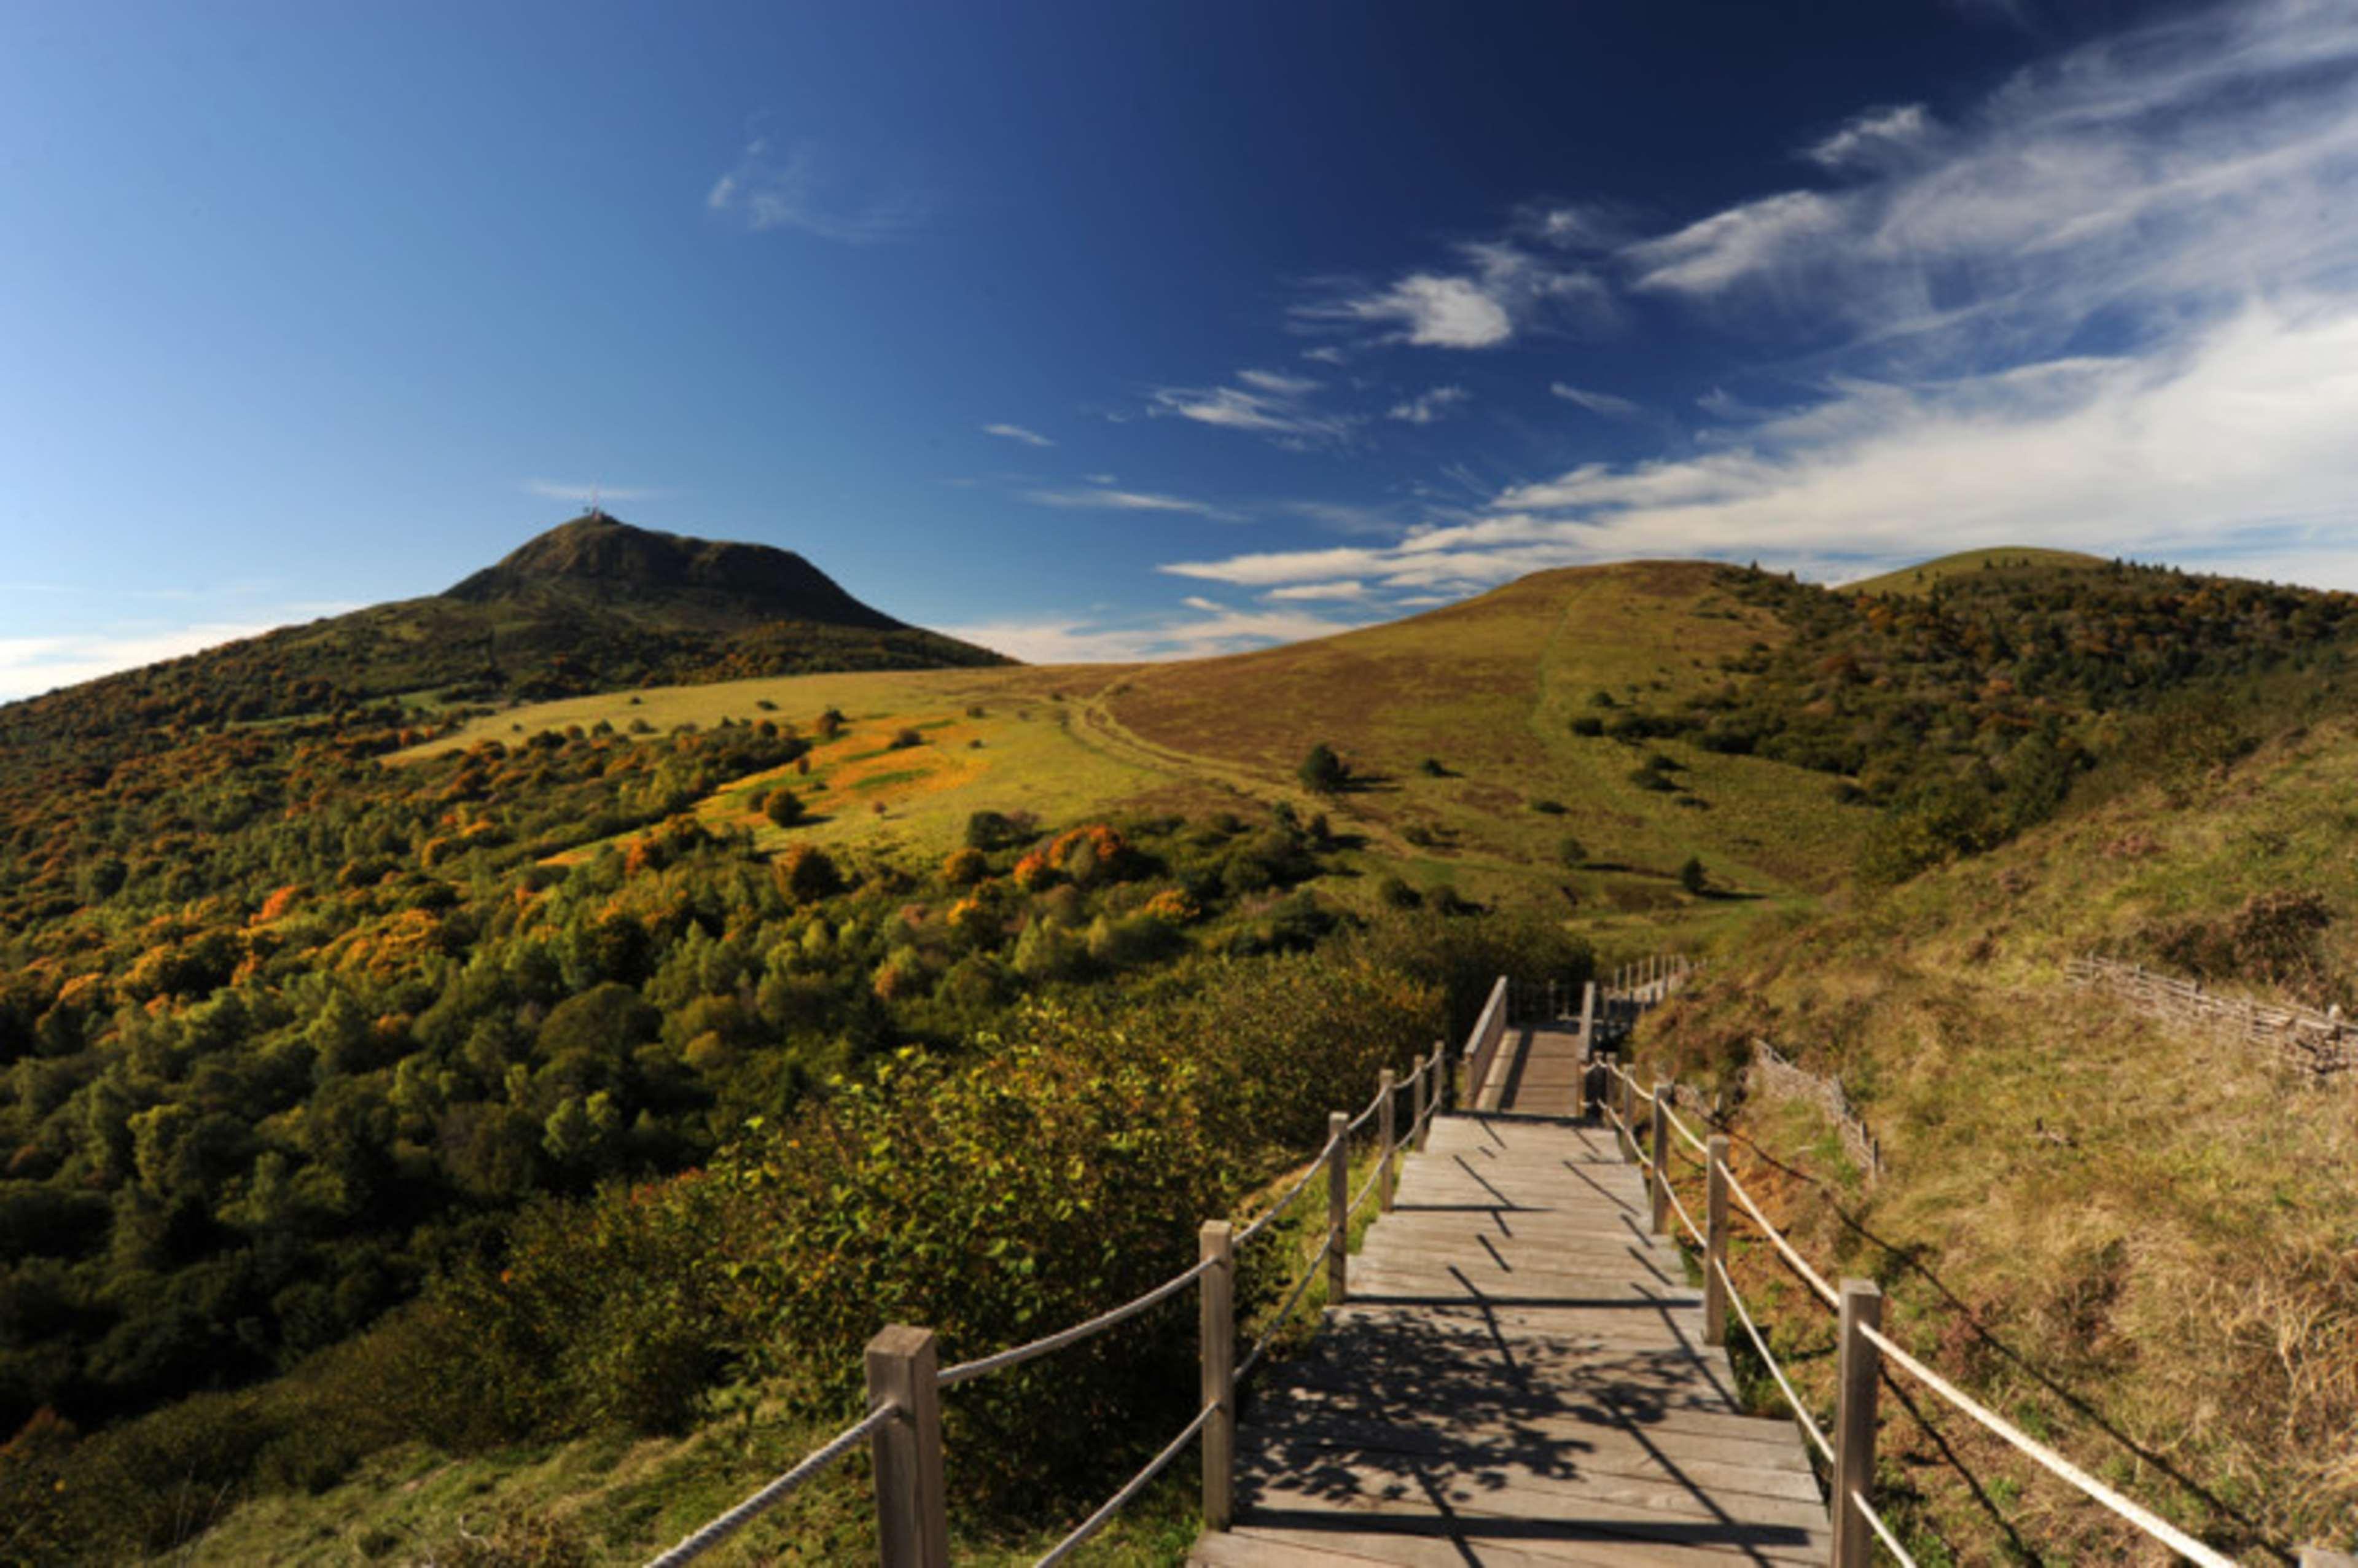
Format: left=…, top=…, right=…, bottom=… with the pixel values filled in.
left=1034, top=1402, right=1219, bottom=1566
left=1859, top=1324, right=2239, bottom=1568
left=642, top=1400, right=900, bottom=1567
left=1719, top=1161, right=1841, bottom=1309
left=1236, top=1233, right=1337, bottom=1381
left=939, top=1258, right=1216, bottom=1387
left=1852, top=1490, right=1922, bottom=1567
left=1662, top=1100, right=1710, bottom=1156
left=1661, top=1172, right=1706, bottom=1250
left=1351, top=1155, right=1385, bottom=1215
left=1713, top=1256, right=1835, bottom=1465
left=1346, top=1080, right=1387, bottom=1135
left=1235, top=1131, right=1342, bottom=1247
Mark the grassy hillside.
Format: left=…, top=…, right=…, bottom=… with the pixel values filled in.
left=1842, top=546, right=2109, bottom=596
left=1633, top=689, right=2358, bottom=1559
left=10, top=544, right=2358, bottom=1564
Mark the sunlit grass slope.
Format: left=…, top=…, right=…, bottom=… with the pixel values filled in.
left=1638, top=703, right=2358, bottom=1559
left=399, top=563, right=1884, bottom=944
left=1842, top=545, right=2108, bottom=596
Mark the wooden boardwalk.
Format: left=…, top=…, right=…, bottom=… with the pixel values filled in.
left=1193, top=1094, right=1832, bottom=1566
left=1474, top=1026, right=1591, bottom=1117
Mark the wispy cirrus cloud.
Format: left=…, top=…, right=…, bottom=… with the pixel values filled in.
left=1298, top=240, right=1615, bottom=350
left=1148, top=369, right=1357, bottom=444
left=983, top=423, right=1055, bottom=448
left=1025, top=486, right=1243, bottom=521
left=705, top=138, right=927, bottom=243
left=1388, top=386, right=1470, bottom=424
left=939, top=597, right=1367, bottom=663
left=1159, top=0, right=2358, bottom=603
left=1549, top=383, right=1642, bottom=418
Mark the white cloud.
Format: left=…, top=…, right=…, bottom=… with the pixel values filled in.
left=939, top=599, right=1370, bottom=663
left=1300, top=241, right=1615, bottom=350
left=1805, top=104, right=1935, bottom=170
left=705, top=138, right=927, bottom=243
left=1025, top=486, right=1242, bottom=521
left=1236, top=369, right=1319, bottom=396
left=1388, top=386, right=1470, bottom=424
left=1148, top=372, right=1356, bottom=443
left=0, top=613, right=357, bottom=703
left=1549, top=383, right=1642, bottom=418
left=1266, top=580, right=1370, bottom=601
left=523, top=480, right=663, bottom=505
left=1624, top=191, right=1846, bottom=295
left=983, top=423, right=1055, bottom=448
left=1158, top=298, right=2358, bottom=595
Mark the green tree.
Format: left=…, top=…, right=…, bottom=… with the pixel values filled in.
left=763, top=787, right=805, bottom=827
left=1297, top=742, right=1347, bottom=795
left=1679, top=856, right=1708, bottom=894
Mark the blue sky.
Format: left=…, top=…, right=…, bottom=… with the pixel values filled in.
left=4, top=0, right=2358, bottom=696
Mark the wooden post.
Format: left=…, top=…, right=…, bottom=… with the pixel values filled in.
left=1831, top=1279, right=1884, bottom=1568
left=1649, top=1079, right=1671, bottom=1234
left=1576, top=983, right=1597, bottom=1117
left=1411, top=1058, right=1429, bottom=1156
left=866, top=1325, right=949, bottom=1568
left=1704, top=1134, right=1730, bottom=1347
left=1199, top=1221, right=1235, bottom=1532
left=1419, top=1042, right=1440, bottom=1149
left=1326, top=1110, right=1349, bottom=1305
left=1619, top=1069, right=1637, bottom=1161
left=1377, top=1069, right=1398, bottom=1213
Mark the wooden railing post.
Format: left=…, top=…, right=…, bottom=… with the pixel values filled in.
left=1831, top=1279, right=1884, bottom=1568
left=1704, top=1134, right=1730, bottom=1346
left=1618, top=1069, right=1637, bottom=1162
left=866, top=1325, right=949, bottom=1568
left=1411, top=1058, right=1429, bottom=1156
left=1575, top=983, right=1597, bottom=1117
left=1326, top=1111, right=1349, bottom=1305
left=1649, top=1079, right=1671, bottom=1234
left=1420, top=1042, right=1441, bottom=1148
left=1199, top=1220, right=1235, bottom=1532
left=1377, top=1069, right=1398, bottom=1213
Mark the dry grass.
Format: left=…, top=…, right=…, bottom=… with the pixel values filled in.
left=1638, top=724, right=2358, bottom=1558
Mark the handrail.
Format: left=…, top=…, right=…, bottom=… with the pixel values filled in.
left=1712, top=1255, right=1834, bottom=1465
left=1853, top=1489, right=1921, bottom=1567
left=1035, top=1401, right=1219, bottom=1566
left=645, top=1400, right=902, bottom=1566
left=939, top=1257, right=1217, bottom=1387
left=1236, top=1233, right=1337, bottom=1381
left=1720, top=1163, right=1841, bottom=1309
left=1459, top=974, right=1512, bottom=1109
left=1859, top=1322, right=2239, bottom=1568
left=1235, top=1128, right=1343, bottom=1247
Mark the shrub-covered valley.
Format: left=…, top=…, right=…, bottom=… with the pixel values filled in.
left=5, top=521, right=2358, bottom=1564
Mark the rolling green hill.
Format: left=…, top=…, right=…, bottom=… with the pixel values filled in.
left=8, top=539, right=2358, bottom=1564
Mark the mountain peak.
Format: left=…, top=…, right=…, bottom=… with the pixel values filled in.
left=442, top=513, right=905, bottom=632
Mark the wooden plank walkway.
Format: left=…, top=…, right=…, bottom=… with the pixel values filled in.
left=1475, top=1026, right=1590, bottom=1117
left=1193, top=1108, right=1831, bottom=1567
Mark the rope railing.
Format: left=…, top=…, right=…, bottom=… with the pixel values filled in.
left=1712, top=1256, right=1835, bottom=1465
left=1853, top=1489, right=1921, bottom=1567
left=1236, top=1233, right=1338, bottom=1381
left=1857, top=1322, right=2240, bottom=1568
left=1034, top=1401, right=1219, bottom=1566
left=1597, top=1013, right=2255, bottom=1568
left=648, top=1023, right=1464, bottom=1568
left=1722, top=1165, right=1841, bottom=1309
left=939, top=1257, right=1218, bottom=1387
left=645, top=1400, right=902, bottom=1567
left=1233, top=1128, right=1341, bottom=1247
